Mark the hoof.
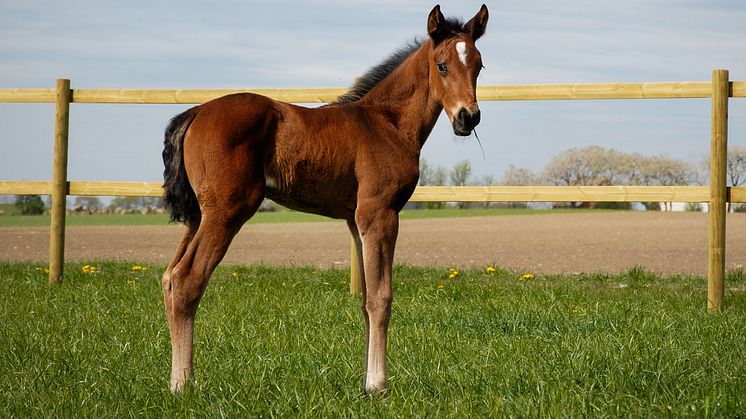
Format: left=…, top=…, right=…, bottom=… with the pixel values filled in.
left=170, top=380, right=186, bottom=394
left=170, top=370, right=194, bottom=394
left=364, top=380, right=388, bottom=395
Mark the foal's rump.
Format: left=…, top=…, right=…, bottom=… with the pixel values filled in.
left=162, top=93, right=281, bottom=225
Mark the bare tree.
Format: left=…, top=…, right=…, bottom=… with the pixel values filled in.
left=499, top=165, right=536, bottom=208
left=419, top=158, right=433, bottom=186
left=432, top=166, right=448, bottom=186
left=699, top=145, right=746, bottom=211
left=450, top=160, right=472, bottom=208
left=541, top=146, right=697, bottom=209
left=418, top=158, right=448, bottom=209
left=727, top=145, right=746, bottom=188
left=500, top=165, right=536, bottom=186
left=541, top=145, right=625, bottom=187
left=699, top=145, right=746, bottom=187
left=643, top=155, right=695, bottom=186
left=480, top=173, right=497, bottom=186
left=643, top=155, right=695, bottom=210
left=450, top=160, right=472, bottom=187
left=73, top=196, right=102, bottom=212
left=541, top=146, right=628, bottom=207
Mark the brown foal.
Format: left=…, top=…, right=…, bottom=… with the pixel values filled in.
left=161, top=4, right=488, bottom=394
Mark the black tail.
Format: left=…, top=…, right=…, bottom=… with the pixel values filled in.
left=162, top=109, right=199, bottom=224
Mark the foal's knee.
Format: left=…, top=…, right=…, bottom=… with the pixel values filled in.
left=169, top=268, right=207, bottom=316
left=365, top=295, right=392, bottom=324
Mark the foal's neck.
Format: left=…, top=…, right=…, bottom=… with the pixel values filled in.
left=359, top=42, right=442, bottom=151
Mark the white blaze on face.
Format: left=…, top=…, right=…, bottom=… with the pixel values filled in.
left=456, top=41, right=467, bottom=66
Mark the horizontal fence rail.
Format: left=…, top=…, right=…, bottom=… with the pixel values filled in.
left=0, top=73, right=743, bottom=311
left=2, top=181, right=746, bottom=203
left=1, top=81, right=746, bottom=104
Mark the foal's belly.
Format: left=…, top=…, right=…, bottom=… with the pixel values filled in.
left=263, top=173, right=356, bottom=220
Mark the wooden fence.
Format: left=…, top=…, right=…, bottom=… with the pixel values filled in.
left=1, top=71, right=745, bottom=311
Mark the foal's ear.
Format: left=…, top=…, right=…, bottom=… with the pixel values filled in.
left=465, top=4, right=489, bottom=40
left=427, top=4, right=448, bottom=44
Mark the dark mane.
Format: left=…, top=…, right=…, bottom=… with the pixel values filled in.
left=332, top=39, right=424, bottom=105
left=332, top=18, right=466, bottom=105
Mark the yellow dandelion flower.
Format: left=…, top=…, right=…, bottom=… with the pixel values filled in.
left=127, top=279, right=136, bottom=286
left=231, top=272, right=238, bottom=278
left=520, top=273, right=535, bottom=281
left=89, top=266, right=97, bottom=273
left=131, top=265, right=143, bottom=271
left=44, top=268, right=49, bottom=273
left=437, top=284, right=445, bottom=289
left=485, top=266, right=496, bottom=273
left=448, top=273, right=456, bottom=279
left=82, top=264, right=91, bottom=273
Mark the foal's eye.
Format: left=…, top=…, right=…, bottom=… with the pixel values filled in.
left=437, top=63, right=448, bottom=75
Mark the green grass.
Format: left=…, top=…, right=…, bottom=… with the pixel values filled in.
left=0, top=203, right=22, bottom=216
left=1, top=262, right=744, bottom=416
left=0, top=207, right=592, bottom=227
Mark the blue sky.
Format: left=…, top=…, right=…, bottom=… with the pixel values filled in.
left=1, top=0, right=745, bottom=184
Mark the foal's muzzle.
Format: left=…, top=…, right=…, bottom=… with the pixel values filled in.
left=452, top=107, right=481, bottom=136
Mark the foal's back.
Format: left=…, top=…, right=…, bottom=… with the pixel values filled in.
left=186, top=92, right=415, bottom=220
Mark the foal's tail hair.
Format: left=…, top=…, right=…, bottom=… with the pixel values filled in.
left=162, top=109, right=199, bottom=224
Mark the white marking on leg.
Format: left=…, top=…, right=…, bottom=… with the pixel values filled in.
left=365, top=344, right=387, bottom=393
left=456, top=41, right=467, bottom=66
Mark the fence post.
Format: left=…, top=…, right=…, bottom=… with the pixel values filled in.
left=708, top=69, right=729, bottom=311
left=350, top=236, right=362, bottom=295
left=49, top=78, right=71, bottom=285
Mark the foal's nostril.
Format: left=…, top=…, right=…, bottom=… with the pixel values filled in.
left=456, top=108, right=469, bottom=124
left=457, top=108, right=480, bottom=129
left=453, top=108, right=481, bottom=135
left=471, top=109, right=481, bottom=126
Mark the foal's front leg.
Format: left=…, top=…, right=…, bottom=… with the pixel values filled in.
left=355, top=206, right=398, bottom=394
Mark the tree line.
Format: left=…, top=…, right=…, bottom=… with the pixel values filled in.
left=419, top=145, right=746, bottom=209
left=6, top=144, right=746, bottom=214
left=10, top=195, right=165, bottom=216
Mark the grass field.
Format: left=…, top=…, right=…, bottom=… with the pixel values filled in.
left=1, top=261, right=744, bottom=416
left=0, top=203, right=22, bottom=216
left=0, top=207, right=589, bottom=228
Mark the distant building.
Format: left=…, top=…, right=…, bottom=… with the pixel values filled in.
left=659, top=202, right=708, bottom=212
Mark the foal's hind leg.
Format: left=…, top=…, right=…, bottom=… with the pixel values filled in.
left=165, top=197, right=262, bottom=393
left=347, top=219, right=369, bottom=372
left=162, top=221, right=199, bottom=308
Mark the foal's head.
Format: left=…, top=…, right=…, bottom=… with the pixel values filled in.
left=427, top=4, right=489, bottom=136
